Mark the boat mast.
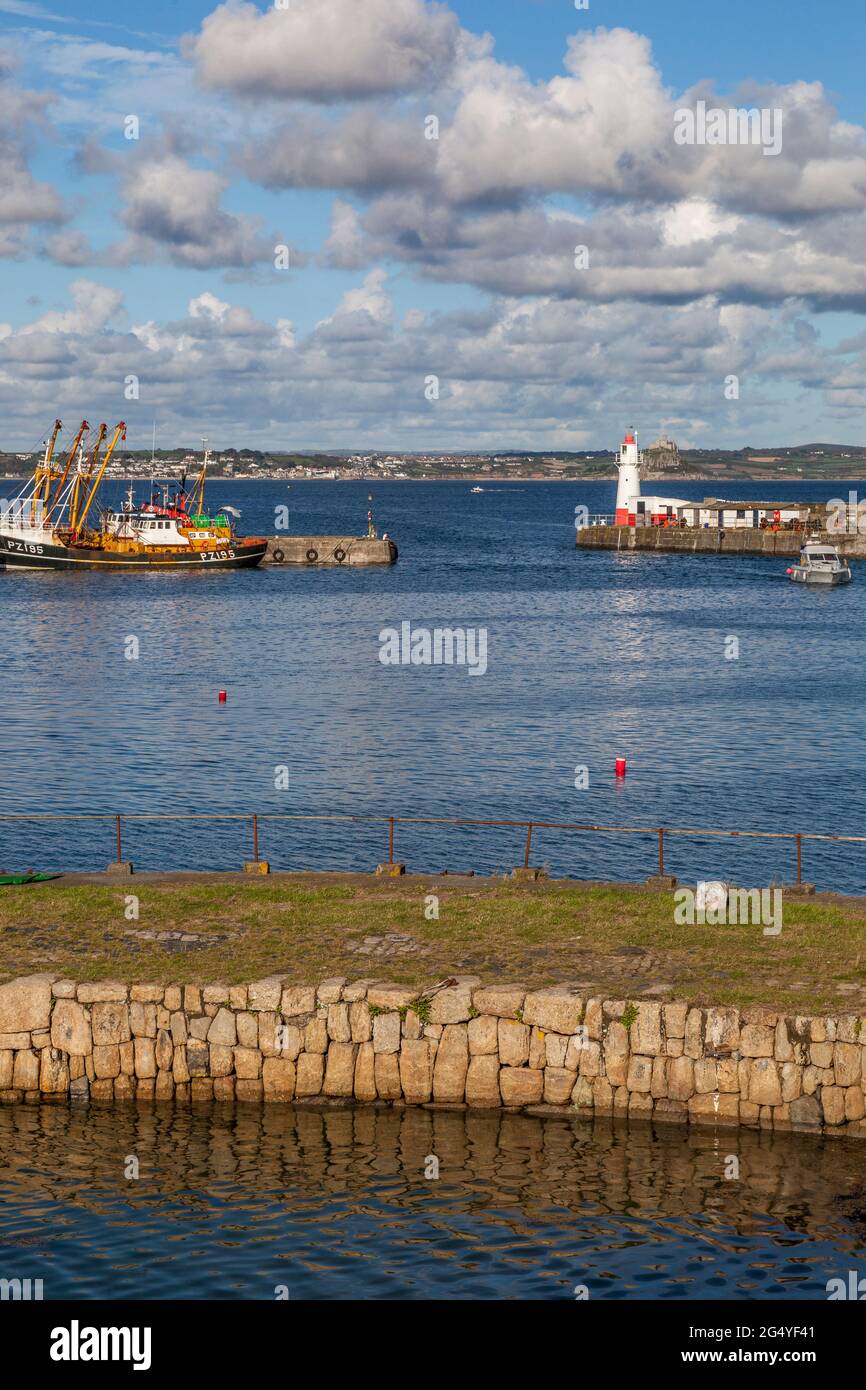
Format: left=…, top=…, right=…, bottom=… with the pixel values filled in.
left=75, top=421, right=126, bottom=535
left=46, top=420, right=88, bottom=520
left=193, top=437, right=209, bottom=516
left=69, top=424, right=106, bottom=532
left=31, top=419, right=62, bottom=522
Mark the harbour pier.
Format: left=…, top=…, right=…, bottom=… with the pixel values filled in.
left=576, top=523, right=866, bottom=559
left=262, top=534, right=397, bottom=565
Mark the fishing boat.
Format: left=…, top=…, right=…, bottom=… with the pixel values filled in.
left=786, top=539, right=852, bottom=586
left=470, top=486, right=484, bottom=493
left=0, top=421, right=268, bottom=570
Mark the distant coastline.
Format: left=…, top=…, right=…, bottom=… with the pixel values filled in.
left=4, top=471, right=866, bottom=485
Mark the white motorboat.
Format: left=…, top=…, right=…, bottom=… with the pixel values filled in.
left=787, top=539, right=852, bottom=586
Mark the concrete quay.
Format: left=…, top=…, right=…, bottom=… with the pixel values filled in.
left=576, top=525, right=866, bottom=559
left=263, top=535, right=397, bottom=566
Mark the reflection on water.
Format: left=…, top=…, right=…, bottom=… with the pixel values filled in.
left=0, top=1102, right=864, bottom=1300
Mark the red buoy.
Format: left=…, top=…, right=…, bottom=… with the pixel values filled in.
left=615, top=756, right=627, bottom=777
left=218, top=690, right=227, bottom=703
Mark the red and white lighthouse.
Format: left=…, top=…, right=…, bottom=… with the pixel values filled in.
left=614, top=429, right=641, bottom=525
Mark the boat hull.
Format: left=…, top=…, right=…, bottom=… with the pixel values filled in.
left=0, top=536, right=268, bottom=570
left=788, top=566, right=851, bottom=585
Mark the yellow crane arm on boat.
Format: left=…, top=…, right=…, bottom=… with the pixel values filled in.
left=68, top=423, right=105, bottom=532
left=75, top=421, right=126, bottom=534
left=31, top=418, right=62, bottom=521
left=46, top=419, right=88, bottom=520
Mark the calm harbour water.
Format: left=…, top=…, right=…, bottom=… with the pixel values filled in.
left=0, top=1102, right=864, bottom=1301
left=0, top=477, right=865, bottom=887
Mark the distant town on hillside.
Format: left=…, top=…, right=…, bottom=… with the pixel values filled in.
left=4, top=435, right=866, bottom=483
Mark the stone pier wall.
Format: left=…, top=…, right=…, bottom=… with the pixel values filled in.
left=576, top=525, right=866, bottom=559
left=263, top=535, right=397, bottom=565
left=1, top=974, right=864, bottom=1136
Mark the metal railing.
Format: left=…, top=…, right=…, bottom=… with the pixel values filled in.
left=0, top=810, right=863, bottom=885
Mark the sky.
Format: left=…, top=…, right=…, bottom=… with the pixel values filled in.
left=2, top=0, right=866, bottom=452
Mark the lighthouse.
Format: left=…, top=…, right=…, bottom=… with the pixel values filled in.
left=615, top=429, right=641, bottom=525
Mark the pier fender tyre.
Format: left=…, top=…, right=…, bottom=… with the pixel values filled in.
left=334, top=547, right=347, bottom=563
left=305, top=548, right=318, bottom=563
left=271, top=548, right=285, bottom=564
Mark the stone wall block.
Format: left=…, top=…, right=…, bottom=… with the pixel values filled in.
left=248, top=977, right=283, bottom=1012
left=349, top=1001, right=372, bottom=1043
left=544, top=1067, right=575, bottom=1104
left=399, top=1039, right=434, bottom=1103
left=295, top=1052, right=324, bottom=1096
left=323, top=1041, right=357, bottom=1096
left=471, top=986, right=525, bottom=1019
left=432, top=1024, right=469, bottom=1103
left=631, top=1003, right=662, bottom=1056
left=705, top=1007, right=740, bottom=1054
left=262, top=1057, right=295, bottom=1100
left=186, top=1040, right=209, bottom=1077
left=233, top=1047, right=261, bottom=1080
left=500, top=1067, right=543, bottom=1106
left=663, top=1002, right=688, bottom=1039
left=668, top=1056, right=695, bottom=1101
left=327, top=1002, right=351, bottom=1042
left=39, top=1047, right=69, bottom=1094
left=353, top=1041, right=377, bottom=1101
left=428, top=984, right=474, bottom=1025
left=684, top=1008, right=704, bottom=1059
left=236, top=1013, right=258, bottom=1048
left=134, top=1038, right=156, bottom=1079
left=281, top=986, right=316, bottom=1017
left=834, top=1042, right=861, bottom=1087
left=207, top=1008, right=237, bottom=1047
left=465, top=1054, right=500, bottom=1107
left=316, top=978, right=347, bottom=1006
left=208, top=1044, right=234, bottom=1078
left=91, top=1002, right=131, bottom=1047
left=374, top=1052, right=402, bottom=1100
left=50, top=999, right=91, bottom=1056
left=372, top=1012, right=401, bottom=1054
left=468, top=1015, right=498, bottom=1055
left=498, top=1018, right=530, bottom=1067
left=626, top=1055, right=653, bottom=1094
left=748, top=1058, right=782, bottom=1106
left=129, top=1002, right=157, bottom=1038
left=304, top=1017, right=329, bottom=1054
left=522, top=989, right=583, bottom=1035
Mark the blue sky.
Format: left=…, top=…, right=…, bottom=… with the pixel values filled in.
left=2, top=0, right=866, bottom=450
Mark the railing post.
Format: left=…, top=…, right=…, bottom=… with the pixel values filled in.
left=389, top=816, right=394, bottom=863
left=116, top=815, right=122, bottom=862
left=796, top=832, right=802, bottom=885
left=524, top=822, right=533, bottom=868
left=658, top=827, right=664, bottom=876
left=253, top=813, right=258, bottom=861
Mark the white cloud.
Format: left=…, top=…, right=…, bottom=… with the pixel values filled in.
left=20, top=278, right=124, bottom=335
left=0, top=276, right=856, bottom=450
left=0, top=50, right=66, bottom=249
left=185, top=0, right=459, bottom=102
left=116, top=153, right=277, bottom=269
left=189, top=291, right=231, bottom=321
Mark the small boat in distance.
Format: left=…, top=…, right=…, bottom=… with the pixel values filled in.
left=0, top=421, right=268, bottom=571
left=786, top=539, right=852, bottom=586
left=471, top=486, right=484, bottom=493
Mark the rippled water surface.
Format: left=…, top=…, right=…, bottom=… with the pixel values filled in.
left=1, top=478, right=865, bottom=886
left=0, top=1102, right=864, bottom=1300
